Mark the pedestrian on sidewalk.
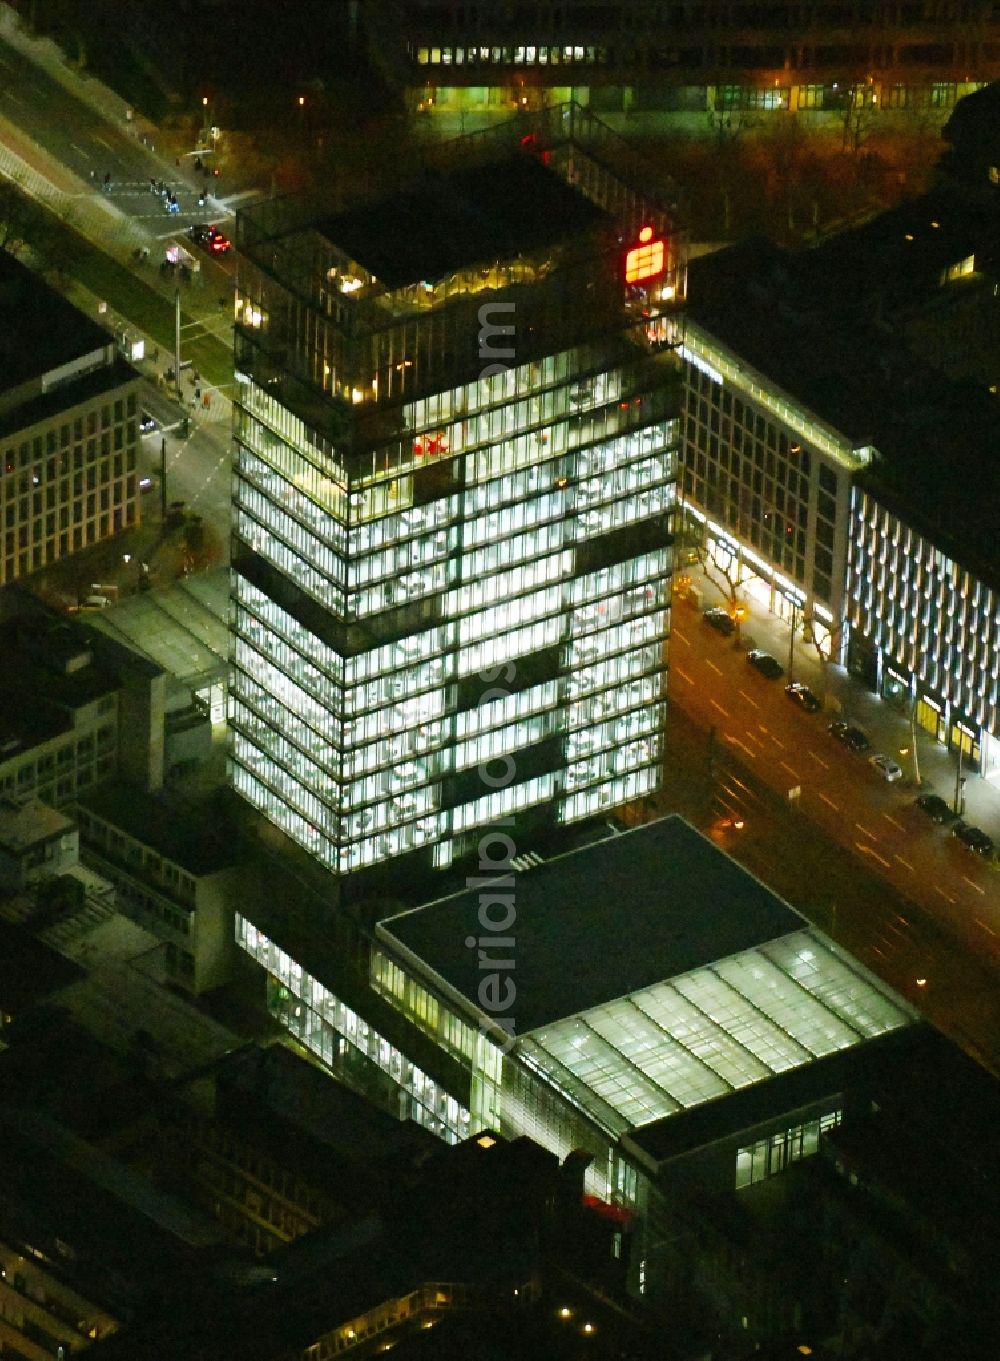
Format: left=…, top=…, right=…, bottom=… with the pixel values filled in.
left=103, top=171, right=111, bottom=191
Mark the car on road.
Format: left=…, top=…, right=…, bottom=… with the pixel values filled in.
left=869, top=753, right=903, bottom=783
left=139, top=410, right=157, bottom=434
left=139, top=475, right=156, bottom=494
left=951, top=821, right=994, bottom=857
left=784, top=681, right=821, bottom=713
left=188, top=223, right=232, bottom=255
left=914, top=792, right=957, bottom=825
left=703, top=606, right=735, bottom=636
left=828, top=721, right=871, bottom=753
left=745, top=649, right=784, bottom=679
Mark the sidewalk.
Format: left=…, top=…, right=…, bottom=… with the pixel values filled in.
left=0, top=7, right=239, bottom=385
left=694, top=575, right=1000, bottom=843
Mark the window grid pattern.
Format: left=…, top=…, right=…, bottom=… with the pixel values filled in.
left=518, top=929, right=914, bottom=1132
left=231, top=334, right=677, bottom=872
left=1, top=388, right=140, bottom=586
left=236, top=916, right=470, bottom=1143
left=847, top=486, right=1000, bottom=740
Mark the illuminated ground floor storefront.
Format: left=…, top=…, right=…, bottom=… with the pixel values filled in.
left=409, top=78, right=986, bottom=118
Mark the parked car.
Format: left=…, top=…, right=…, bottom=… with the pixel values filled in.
left=784, top=681, right=821, bottom=713
left=828, top=721, right=871, bottom=753
left=139, top=475, right=155, bottom=494
left=869, top=753, right=903, bottom=783
left=952, top=821, right=994, bottom=857
left=745, top=649, right=784, bottom=679
left=188, top=223, right=232, bottom=255
left=139, top=409, right=157, bottom=434
left=914, top=793, right=957, bottom=825
left=703, top=606, right=735, bottom=636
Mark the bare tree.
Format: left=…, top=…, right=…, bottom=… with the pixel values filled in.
left=0, top=178, right=47, bottom=256
left=842, top=85, right=878, bottom=156
left=707, top=90, right=756, bottom=236
left=801, top=612, right=844, bottom=696
left=692, top=532, right=755, bottom=643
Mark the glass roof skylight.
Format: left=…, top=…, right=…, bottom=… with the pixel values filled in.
left=518, top=929, right=915, bottom=1134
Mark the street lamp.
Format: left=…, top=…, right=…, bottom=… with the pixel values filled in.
left=200, top=95, right=210, bottom=145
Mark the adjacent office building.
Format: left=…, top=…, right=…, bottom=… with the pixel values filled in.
left=368, top=0, right=999, bottom=119
left=678, top=187, right=1000, bottom=776
left=0, top=252, right=141, bottom=588
left=237, top=814, right=919, bottom=1306
left=229, top=105, right=683, bottom=881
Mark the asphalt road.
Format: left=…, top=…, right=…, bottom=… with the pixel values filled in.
left=670, top=597, right=1000, bottom=958
left=654, top=701, right=1000, bottom=1075
left=137, top=385, right=232, bottom=546
left=0, top=30, right=225, bottom=236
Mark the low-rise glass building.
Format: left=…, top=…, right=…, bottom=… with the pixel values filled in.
left=236, top=815, right=918, bottom=1301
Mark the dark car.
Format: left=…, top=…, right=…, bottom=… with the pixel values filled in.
left=784, top=681, right=821, bottom=713
left=828, top=721, right=871, bottom=753
left=914, top=792, right=957, bottom=825
left=139, top=410, right=157, bottom=434
left=188, top=223, right=232, bottom=255
left=745, top=649, right=784, bottom=680
left=952, top=821, right=994, bottom=857
left=703, top=606, right=735, bottom=636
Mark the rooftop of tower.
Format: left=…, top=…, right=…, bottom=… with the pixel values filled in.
left=315, top=153, right=610, bottom=289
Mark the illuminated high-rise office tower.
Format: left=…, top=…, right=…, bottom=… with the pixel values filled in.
left=229, top=106, right=685, bottom=881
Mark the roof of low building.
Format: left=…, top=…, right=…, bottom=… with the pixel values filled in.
left=381, top=815, right=802, bottom=1035
left=0, top=250, right=113, bottom=396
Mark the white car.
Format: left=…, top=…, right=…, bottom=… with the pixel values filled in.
left=869, top=753, right=903, bottom=783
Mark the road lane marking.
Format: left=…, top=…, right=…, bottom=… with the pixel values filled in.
left=766, top=731, right=786, bottom=749
left=962, top=875, right=986, bottom=897
left=807, top=750, right=829, bottom=769
left=673, top=666, right=693, bottom=685
left=673, top=630, right=689, bottom=646
left=854, top=823, right=878, bottom=842
left=855, top=841, right=891, bottom=869
left=974, top=918, right=996, bottom=937
left=869, top=946, right=885, bottom=959
left=738, top=690, right=759, bottom=709
left=780, top=761, right=800, bottom=780
left=894, top=854, right=915, bottom=872
left=933, top=886, right=956, bottom=905
left=70, top=141, right=92, bottom=159
left=724, top=736, right=758, bottom=761
left=91, top=133, right=113, bottom=150
left=705, top=659, right=723, bottom=676
left=1, top=88, right=22, bottom=102
left=709, top=698, right=730, bottom=718
left=818, top=792, right=839, bottom=812
left=881, top=813, right=905, bottom=832
left=744, top=729, right=764, bottom=748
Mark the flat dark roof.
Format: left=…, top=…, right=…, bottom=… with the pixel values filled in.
left=78, top=783, right=236, bottom=876
left=0, top=251, right=111, bottom=394
left=318, top=154, right=608, bottom=288
left=380, top=816, right=802, bottom=1034
left=687, top=211, right=1000, bottom=585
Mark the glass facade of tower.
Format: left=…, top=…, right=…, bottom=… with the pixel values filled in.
left=229, top=111, right=684, bottom=876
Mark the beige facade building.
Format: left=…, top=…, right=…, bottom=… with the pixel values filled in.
left=0, top=251, right=141, bottom=588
